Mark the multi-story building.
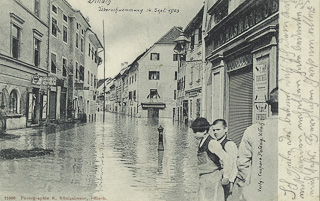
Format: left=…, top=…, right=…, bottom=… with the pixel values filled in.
left=96, top=77, right=112, bottom=112
left=183, top=7, right=204, bottom=124
left=0, top=0, right=50, bottom=129
left=203, top=0, right=279, bottom=145
left=82, top=27, right=103, bottom=122
left=48, top=0, right=102, bottom=123
left=130, top=26, right=182, bottom=118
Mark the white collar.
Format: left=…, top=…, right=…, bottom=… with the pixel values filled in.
left=217, top=134, right=227, bottom=143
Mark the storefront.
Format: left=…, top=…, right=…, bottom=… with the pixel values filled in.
left=204, top=0, right=279, bottom=145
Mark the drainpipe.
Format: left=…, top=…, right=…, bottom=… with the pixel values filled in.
left=201, top=0, right=208, bottom=118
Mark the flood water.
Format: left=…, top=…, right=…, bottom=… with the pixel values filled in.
left=0, top=113, right=199, bottom=201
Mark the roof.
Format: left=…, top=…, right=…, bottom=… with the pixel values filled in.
left=97, top=77, right=112, bottom=88
left=88, top=28, right=103, bottom=48
left=184, top=6, right=204, bottom=35
left=155, top=26, right=183, bottom=44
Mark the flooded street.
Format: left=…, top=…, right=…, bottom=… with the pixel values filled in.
left=0, top=113, right=199, bottom=201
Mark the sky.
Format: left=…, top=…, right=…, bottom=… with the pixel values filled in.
left=66, top=0, right=203, bottom=79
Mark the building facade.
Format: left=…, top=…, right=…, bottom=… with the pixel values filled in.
left=0, top=0, right=50, bottom=129
left=49, top=0, right=102, bottom=123
left=136, top=27, right=181, bottom=118
left=203, top=0, right=279, bottom=145
left=177, top=7, right=204, bottom=124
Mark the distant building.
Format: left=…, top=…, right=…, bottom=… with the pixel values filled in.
left=96, top=77, right=112, bottom=111
left=0, top=0, right=50, bottom=129
left=127, top=26, right=182, bottom=118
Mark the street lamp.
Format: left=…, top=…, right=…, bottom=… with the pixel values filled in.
left=174, top=32, right=190, bottom=55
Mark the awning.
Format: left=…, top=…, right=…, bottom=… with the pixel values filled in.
left=141, top=103, right=166, bottom=109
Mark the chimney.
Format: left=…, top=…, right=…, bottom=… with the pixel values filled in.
left=121, top=63, right=124, bottom=69
left=124, top=62, right=128, bottom=67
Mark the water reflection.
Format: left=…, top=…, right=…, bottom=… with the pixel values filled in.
left=0, top=113, right=198, bottom=200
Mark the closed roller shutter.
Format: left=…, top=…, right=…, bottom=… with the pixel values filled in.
left=228, top=67, right=253, bottom=146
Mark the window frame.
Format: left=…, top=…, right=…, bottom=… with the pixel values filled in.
left=51, top=52, right=57, bottom=74
left=52, top=4, right=57, bottom=15
left=34, top=37, right=41, bottom=67
left=9, top=90, right=18, bottom=114
left=62, top=57, right=67, bottom=77
left=150, top=53, right=160, bottom=61
left=80, top=37, right=84, bottom=53
left=51, top=17, right=58, bottom=37
left=63, top=14, right=68, bottom=23
left=63, top=25, right=68, bottom=43
left=149, top=71, right=160, bottom=80
left=149, top=89, right=158, bottom=99
left=11, top=24, right=21, bottom=59
left=75, top=32, right=79, bottom=48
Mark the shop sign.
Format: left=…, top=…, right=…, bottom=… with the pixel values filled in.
left=42, top=76, right=56, bottom=86
left=75, top=83, right=84, bottom=90
left=253, top=62, right=269, bottom=123
left=212, top=0, right=279, bottom=50
left=254, top=102, right=268, bottom=121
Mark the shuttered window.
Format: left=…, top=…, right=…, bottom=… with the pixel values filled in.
left=228, top=66, right=253, bottom=146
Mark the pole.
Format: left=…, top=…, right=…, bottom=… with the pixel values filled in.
left=103, top=20, right=106, bottom=122
left=201, top=0, right=208, bottom=118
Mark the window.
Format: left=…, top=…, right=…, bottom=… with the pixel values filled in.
left=129, top=91, right=132, bottom=100
left=190, top=34, right=195, bottom=50
left=91, top=73, right=93, bottom=86
left=135, top=73, right=136, bottom=82
left=150, top=53, right=160, bottom=60
left=52, top=17, right=57, bottom=37
left=173, top=54, right=179, bottom=61
left=88, top=44, right=91, bottom=56
left=174, top=90, right=176, bottom=100
left=149, top=71, right=160, bottom=80
left=63, top=14, right=67, bottom=22
left=12, top=24, right=20, bottom=59
left=76, top=33, right=79, bottom=48
left=95, top=50, right=97, bottom=63
left=94, top=75, right=96, bottom=88
left=34, top=38, right=40, bottom=66
left=80, top=37, right=84, bottom=52
left=63, top=26, right=67, bottom=43
left=91, top=47, right=94, bottom=60
left=52, top=5, right=57, bottom=14
left=76, top=62, right=79, bottom=79
left=81, top=29, right=84, bottom=35
left=175, top=71, right=177, bottom=80
left=79, top=65, right=84, bottom=81
left=9, top=90, right=18, bottom=113
left=34, top=0, right=40, bottom=17
left=149, top=89, right=158, bottom=99
left=198, top=27, right=202, bottom=43
left=191, top=66, right=194, bottom=83
left=88, top=71, right=90, bottom=84
left=133, top=90, right=136, bottom=101
left=62, top=58, right=67, bottom=77
left=76, top=23, right=79, bottom=30
left=51, top=53, right=56, bottom=73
